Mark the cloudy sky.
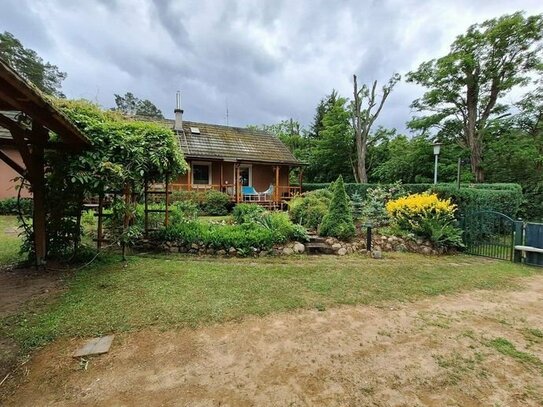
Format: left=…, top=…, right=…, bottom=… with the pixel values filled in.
left=2, top=0, right=543, bottom=132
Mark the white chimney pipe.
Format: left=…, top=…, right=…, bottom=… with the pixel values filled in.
left=174, top=90, right=183, bottom=131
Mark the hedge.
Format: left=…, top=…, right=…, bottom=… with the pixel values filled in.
left=299, top=182, right=523, bottom=218
left=0, top=197, right=33, bottom=215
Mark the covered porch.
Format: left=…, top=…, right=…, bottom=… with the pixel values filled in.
left=170, top=159, right=303, bottom=204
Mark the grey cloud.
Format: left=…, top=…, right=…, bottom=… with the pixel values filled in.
left=2, top=0, right=542, bottom=132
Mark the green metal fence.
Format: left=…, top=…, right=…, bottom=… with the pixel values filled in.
left=460, top=211, right=522, bottom=261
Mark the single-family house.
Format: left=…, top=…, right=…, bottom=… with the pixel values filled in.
left=153, top=97, right=304, bottom=205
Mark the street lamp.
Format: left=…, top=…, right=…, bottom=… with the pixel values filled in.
left=433, top=139, right=442, bottom=184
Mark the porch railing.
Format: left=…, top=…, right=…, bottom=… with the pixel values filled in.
left=166, top=184, right=301, bottom=202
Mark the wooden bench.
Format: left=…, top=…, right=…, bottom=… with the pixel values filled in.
left=515, top=245, right=543, bottom=258
left=515, top=245, right=543, bottom=254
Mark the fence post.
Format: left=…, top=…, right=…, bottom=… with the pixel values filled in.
left=513, top=220, right=524, bottom=263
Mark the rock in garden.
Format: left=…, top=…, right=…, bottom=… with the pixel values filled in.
left=228, top=247, right=237, bottom=254
left=283, top=247, right=294, bottom=255
left=421, top=246, right=432, bottom=255
left=337, top=248, right=347, bottom=256
left=331, top=243, right=342, bottom=251
left=216, top=249, right=226, bottom=256
left=293, top=242, right=305, bottom=254
left=371, top=250, right=383, bottom=259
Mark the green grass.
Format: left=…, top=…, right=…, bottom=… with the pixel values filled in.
left=1, top=251, right=538, bottom=351
left=486, top=337, right=543, bottom=370
left=0, top=216, right=23, bottom=266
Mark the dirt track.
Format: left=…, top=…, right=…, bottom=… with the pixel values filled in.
left=4, top=275, right=543, bottom=406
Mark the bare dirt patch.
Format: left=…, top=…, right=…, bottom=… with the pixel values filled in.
left=4, top=275, right=543, bottom=406
left=0, top=268, right=65, bottom=383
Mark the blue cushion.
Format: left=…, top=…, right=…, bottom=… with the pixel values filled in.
left=242, top=186, right=257, bottom=195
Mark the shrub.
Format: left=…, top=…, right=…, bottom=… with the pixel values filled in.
left=386, top=192, right=463, bottom=248
left=431, top=185, right=523, bottom=218
left=171, top=190, right=231, bottom=216
left=255, top=211, right=308, bottom=242
left=351, top=192, right=364, bottom=220
left=232, top=203, right=266, bottom=224
left=288, top=188, right=332, bottom=230
left=0, top=197, right=32, bottom=215
left=319, top=175, right=355, bottom=240
left=155, top=222, right=284, bottom=254
left=201, top=190, right=230, bottom=215
left=360, top=182, right=406, bottom=226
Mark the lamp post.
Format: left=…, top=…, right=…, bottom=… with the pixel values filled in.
left=433, top=139, right=442, bottom=184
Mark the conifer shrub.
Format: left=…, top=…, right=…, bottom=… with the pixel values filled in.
left=319, top=175, right=356, bottom=240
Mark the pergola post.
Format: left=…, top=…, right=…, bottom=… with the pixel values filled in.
left=31, top=144, right=46, bottom=265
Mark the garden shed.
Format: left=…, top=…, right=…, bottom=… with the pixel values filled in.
left=0, top=58, right=90, bottom=265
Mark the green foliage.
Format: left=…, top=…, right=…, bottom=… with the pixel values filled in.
left=20, top=100, right=187, bottom=260
left=0, top=31, right=67, bottom=97
left=386, top=193, right=463, bottom=248
left=171, top=190, right=230, bottom=216
left=301, top=182, right=523, bottom=218
left=252, top=211, right=309, bottom=242
left=319, top=176, right=355, bottom=240
left=313, top=98, right=355, bottom=182
left=360, top=182, right=406, bottom=226
left=232, top=203, right=266, bottom=224
left=155, top=222, right=281, bottom=254
left=407, top=12, right=543, bottom=181
left=351, top=192, right=364, bottom=220
left=0, top=198, right=32, bottom=215
left=113, top=92, right=164, bottom=118
left=431, top=185, right=523, bottom=218
left=288, top=189, right=333, bottom=230
left=201, top=190, right=230, bottom=216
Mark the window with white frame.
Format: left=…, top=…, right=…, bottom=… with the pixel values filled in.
left=192, top=162, right=212, bottom=185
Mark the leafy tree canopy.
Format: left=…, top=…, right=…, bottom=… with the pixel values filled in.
left=407, top=12, right=543, bottom=181
left=113, top=92, right=164, bottom=119
left=0, top=31, right=67, bottom=97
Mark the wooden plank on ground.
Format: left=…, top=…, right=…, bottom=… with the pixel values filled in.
left=72, top=335, right=114, bottom=358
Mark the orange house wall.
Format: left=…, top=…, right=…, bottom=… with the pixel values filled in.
left=0, top=147, right=30, bottom=199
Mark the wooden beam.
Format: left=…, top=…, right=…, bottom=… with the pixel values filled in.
left=31, top=143, right=46, bottom=266
left=274, top=166, right=280, bottom=203
left=0, top=149, right=25, bottom=176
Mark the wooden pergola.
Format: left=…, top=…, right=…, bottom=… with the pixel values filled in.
left=0, top=59, right=90, bottom=266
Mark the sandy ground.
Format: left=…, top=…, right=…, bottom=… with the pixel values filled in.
left=2, top=275, right=543, bottom=406
left=0, top=268, right=64, bottom=381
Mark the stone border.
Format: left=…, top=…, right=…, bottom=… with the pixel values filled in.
left=136, top=234, right=445, bottom=257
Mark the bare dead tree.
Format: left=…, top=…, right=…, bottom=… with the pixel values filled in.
left=350, top=73, right=400, bottom=183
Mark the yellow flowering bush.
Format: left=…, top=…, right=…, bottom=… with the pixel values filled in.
left=386, top=192, right=463, bottom=248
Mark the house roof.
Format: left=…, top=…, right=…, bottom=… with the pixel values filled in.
left=145, top=117, right=302, bottom=166
left=0, top=58, right=90, bottom=148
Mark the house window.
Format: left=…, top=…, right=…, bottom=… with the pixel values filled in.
left=192, top=162, right=212, bottom=185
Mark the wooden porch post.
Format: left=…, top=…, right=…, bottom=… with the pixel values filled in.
left=298, top=167, right=304, bottom=193
left=220, top=162, right=224, bottom=191
left=31, top=144, right=46, bottom=266
left=187, top=162, right=192, bottom=191
left=274, top=166, right=280, bottom=203
left=235, top=164, right=241, bottom=203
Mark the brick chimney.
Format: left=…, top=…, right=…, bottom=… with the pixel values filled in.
left=174, top=90, right=183, bottom=131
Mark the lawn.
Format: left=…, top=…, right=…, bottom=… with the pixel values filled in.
left=2, top=246, right=537, bottom=350
left=0, top=216, right=23, bottom=266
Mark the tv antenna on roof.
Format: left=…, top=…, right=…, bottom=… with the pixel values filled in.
left=225, top=98, right=229, bottom=126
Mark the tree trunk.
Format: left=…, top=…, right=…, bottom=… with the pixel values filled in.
left=465, top=71, right=484, bottom=183
left=356, top=138, right=368, bottom=183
